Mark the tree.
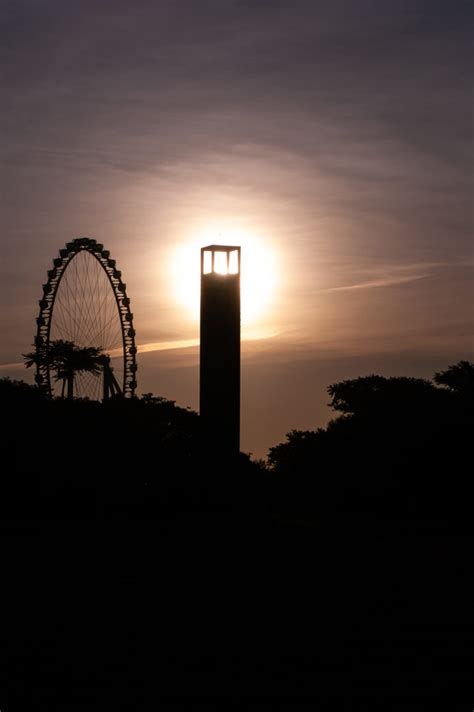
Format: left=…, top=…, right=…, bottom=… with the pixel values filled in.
left=24, top=340, right=104, bottom=399
left=267, top=429, right=323, bottom=475
left=433, top=360, right=474, bottom=398
left=266, top=362, right=474, bottom=521
left=326, top=375, right=436, bottom=417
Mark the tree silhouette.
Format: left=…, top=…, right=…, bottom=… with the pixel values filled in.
left=433, top=360, right=474, bottom=398
left=24, top=339, right=104, bottom=399
left=267, top=362, right=474, bottom=521
left=326, top=374, right=437, bottom=417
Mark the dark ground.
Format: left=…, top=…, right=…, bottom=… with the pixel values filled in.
left=2, top=511, right=473, bottom=710
left=1, top=373, right=473, bottom=709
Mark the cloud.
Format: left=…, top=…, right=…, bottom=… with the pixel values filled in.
left=327, top=273, right=429, bottom=292
left=0, top=361, right=24, bottom=371
left=324, top=259, right=474, bottom=293
left=0, top=327, right=280, bottom=371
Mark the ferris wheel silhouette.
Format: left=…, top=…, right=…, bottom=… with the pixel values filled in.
left=34, top=237, right=137, bottom=400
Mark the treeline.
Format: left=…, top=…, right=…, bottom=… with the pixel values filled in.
left=1, top=360, right=473, bottom=526
left=267, top=361, right=473, bottom=525
left=0, top=378, right=261, bottom=521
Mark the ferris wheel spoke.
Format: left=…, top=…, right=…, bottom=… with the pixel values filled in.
left=102, top=294, right=117, bottom=347
left=88, top=264, right=105, bottom=343
left=56, top=280, right=79, bottom=333
left=71, top=255, right=81, bottom=343
left=87, top=261, right=112, bottom=349
left=106, top=324, right=123, bottom=354
left=90, top=272, right=111, bottom=349
left=54, top=285, right=86, bottom=344
left=51, top=316, right=76, bottom=343
left=78, top=256, right=94, bottom=346
left=77, top=253, right=95, bottom=345
left=90, top=308, right=121, bottom=351
left=101, top=300, right=121, bottom=351
left=54, top=292, right=78, bottom=342
left=110, top=323, right=124, bottom=352
left=76, top=267, right=102, bottom=347
left=78, top=370, right=100, bottom=400
left=63, top=264, right=86, bottom=344
left=60, top=262, right=73, bottom=343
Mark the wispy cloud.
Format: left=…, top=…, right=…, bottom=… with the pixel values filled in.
left=0, top=327, right=280, bottom=370
left=108, top=327, right=279, bottom=358
left=327, top=273, right=429, bottom=292
left=0, top=361, right=24, bottom=371
left=325, top=259, right=473, bottom=293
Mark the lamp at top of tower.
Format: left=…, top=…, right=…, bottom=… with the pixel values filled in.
left=201, top=245, right=241, bottom=276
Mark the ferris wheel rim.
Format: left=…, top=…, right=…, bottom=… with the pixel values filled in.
left=34, top=237, right=137, bottom=399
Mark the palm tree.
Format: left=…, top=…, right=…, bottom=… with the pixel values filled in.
left=24, top=340, right=104, bottom=399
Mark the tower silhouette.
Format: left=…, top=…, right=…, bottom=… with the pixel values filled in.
left=200, top=245, right=241, bottom=456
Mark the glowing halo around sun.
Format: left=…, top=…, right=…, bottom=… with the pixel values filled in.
left=170, top=230, right=278, bottom=328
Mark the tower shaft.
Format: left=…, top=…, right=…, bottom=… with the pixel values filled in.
left=200, top=246, right=241, bottom=456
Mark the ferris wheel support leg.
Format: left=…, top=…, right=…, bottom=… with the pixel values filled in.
left=103, top=360, right=123, bottom=400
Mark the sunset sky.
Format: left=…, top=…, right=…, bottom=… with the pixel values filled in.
left=1, top=0, right=472, bottom=457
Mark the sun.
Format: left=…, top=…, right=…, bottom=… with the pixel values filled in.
left=169, top=229, right=277, bottom=328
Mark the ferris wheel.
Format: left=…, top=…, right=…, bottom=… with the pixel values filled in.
left=34, top=237, right=137, bottom=399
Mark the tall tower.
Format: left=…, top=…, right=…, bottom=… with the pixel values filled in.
left=200, top=245, right=241, bottom=456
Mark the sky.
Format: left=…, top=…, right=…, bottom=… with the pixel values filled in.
left=1, top=0, right=472, bottom=457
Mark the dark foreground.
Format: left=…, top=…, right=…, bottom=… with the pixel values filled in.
left=2, top=510, right=473, bottom=710
left=1, top=372, right=473, bottom=708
